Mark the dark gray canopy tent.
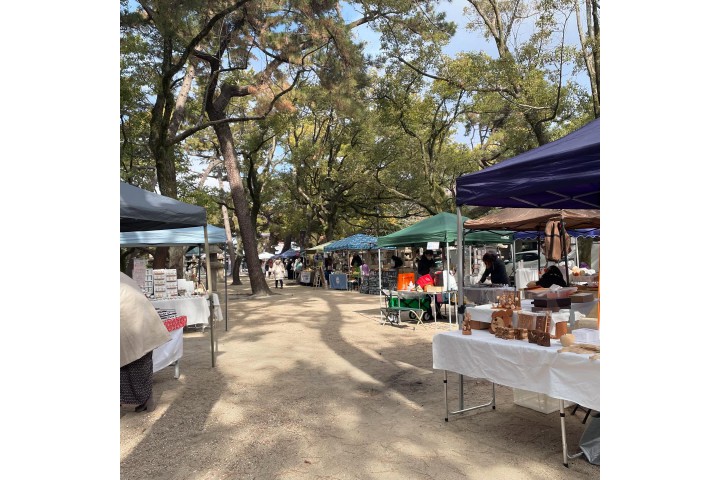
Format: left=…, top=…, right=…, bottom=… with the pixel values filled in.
left=120, top=181, right=218, bottom=367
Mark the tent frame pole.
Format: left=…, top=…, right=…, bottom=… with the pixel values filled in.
left=560, top=216, right=570, bottom=285
left=456, top=206, right=464, bottom=322
left=225, top=242, right=228, bottom=332
left=202, top=229, right=216, bottom=368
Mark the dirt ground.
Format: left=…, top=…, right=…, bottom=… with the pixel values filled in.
left=120, top=276, right=600, bottom=480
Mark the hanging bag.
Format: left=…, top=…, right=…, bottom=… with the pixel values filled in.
left=543, top=220, right=571, bottom=262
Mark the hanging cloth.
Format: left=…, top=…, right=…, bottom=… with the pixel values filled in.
left=543, top=220, right=571, bottom=262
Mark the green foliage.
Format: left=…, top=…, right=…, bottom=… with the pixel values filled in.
left=120, top=0, right=598, bottom=246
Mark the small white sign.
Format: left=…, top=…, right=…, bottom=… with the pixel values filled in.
left=426, top=242, right=440, bottom=250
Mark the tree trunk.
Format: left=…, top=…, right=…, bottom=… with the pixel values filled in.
left=152, top=246, right=168, bottom=269
left=218, top=176, right=241, bottom=285
left=212, top=121, right=272, bottom=296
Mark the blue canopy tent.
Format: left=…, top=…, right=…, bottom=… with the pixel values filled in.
left=456, top=119, right=599, bottom=210
left=276, top=249, right=301, bottom=259
left=120, top=225, right=228, bottom=247
left=514, top=228, right=600, bottom=240
left=325, top=233, right=379, bottom=251
left=325, top=234, right=394, bottom=293
left=120, top=181, right=218, bottom=367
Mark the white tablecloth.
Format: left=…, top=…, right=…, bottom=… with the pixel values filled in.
left=514, top=268, right=539, bottom=289
left=462, top=286, right=515, bottom=305
left=432, top=330, right=599, bottom=411
left=153, top=328, right=183, bottom=373
left=151, top=295, right=214, bottom=326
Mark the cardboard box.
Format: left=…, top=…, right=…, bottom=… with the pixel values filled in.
left=532, top=306, right=561, bottom=313
left=533, top=297, right=571, bottom=308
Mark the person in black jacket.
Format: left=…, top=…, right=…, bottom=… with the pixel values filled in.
left=351, top=254, right=363, bottom=268
left=527, top=265, right=567, bottom=288
left=417, top=250, right=434, bottom=276
left=479, top=252, right=509, bottom=285
left=390, top=255, right=404, bottom=269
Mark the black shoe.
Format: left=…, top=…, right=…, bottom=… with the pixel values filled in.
left=135, top=394, right=155, bottom=412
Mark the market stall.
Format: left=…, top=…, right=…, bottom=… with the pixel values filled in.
left=377, top=212, right=513, bottom=324
left=120, top=224, right=230, bottom=329
left=449, top=119, right=600, bottom=467
left=121, top=181, right=218, bottom=367
left=324, top=233, right=392, bottom=293
left=463, top=208, right=600, bottom=286
left=299, top=242, right=334, bottom=286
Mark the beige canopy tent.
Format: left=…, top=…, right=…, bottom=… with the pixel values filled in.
left=464, top=208, right=600, bottom=282
left=464, top=208, right=600, bottom=231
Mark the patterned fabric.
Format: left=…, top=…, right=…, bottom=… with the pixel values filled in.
left=120, top=351, right=153, bottom=405
left=163, top=315, right=187, bottom=332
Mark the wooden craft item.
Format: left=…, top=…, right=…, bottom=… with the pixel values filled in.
left=514, top=328, right=528, bottom=340
left=500, top=327, right=516, bottom=340
left=553, top=321, right=568, bottom=339
left=466, top=310, right=488, bottom=330
left=517, top=312, right=536, bottom=330
left=527, top=329, right=539, bottom=344
left=462, top=317, right=472, bottom=335
left=489, top=309, right=512, bottom=333
left=535, top=311, right=551, bottom=333
left=536, top=331, right=551, bottom=347
left=469, top=320, right=489, bottom=330
left=493, top=326, right=516, bottom=340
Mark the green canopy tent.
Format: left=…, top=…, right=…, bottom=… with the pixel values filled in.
left=377, top=212, right=512, bottom=247
left=377, top=212, right=513, bottom=284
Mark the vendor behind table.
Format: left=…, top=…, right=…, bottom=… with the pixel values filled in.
left=479, top=252, right=509, bottom=285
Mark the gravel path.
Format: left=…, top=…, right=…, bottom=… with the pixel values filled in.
left=120, top=277, right=600, bottom=479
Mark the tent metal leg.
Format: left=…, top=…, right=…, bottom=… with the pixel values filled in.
left=560, top=399, right=569, bottom=467
left=444, top=372, right=495, bottom=420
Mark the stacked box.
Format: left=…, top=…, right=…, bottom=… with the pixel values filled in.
left=533, top=297, right=571, bottom=308
left=132, top=258, right=153, bottom=294
left=142, top=269, right=154, bottom=295
left=153, top=269, right=167, bottom=298
left=165, top=269, right=178, bottom=297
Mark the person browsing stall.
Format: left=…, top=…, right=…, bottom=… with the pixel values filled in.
left=479, top=252, right=509, bottom=285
